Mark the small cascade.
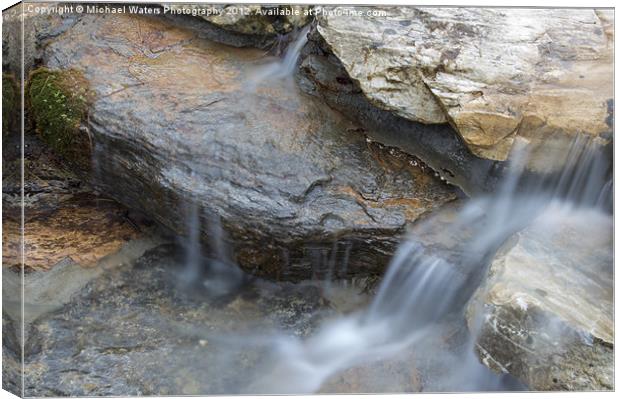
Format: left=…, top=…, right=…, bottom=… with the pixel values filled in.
left=242, top=135, right=611, bottom=393
left=178, top=203, right=245, bottom=298
left=179, top=202, right=203, bottom=286
left=246, top=25, right=311, bottom=87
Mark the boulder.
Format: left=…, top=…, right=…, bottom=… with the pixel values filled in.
left=31, top=12, right=457, bottom=279
left=467, top=204, right=613, bottom=390
left=311, top=7, right=613, bottom=171
left=298, top=40, right=502, bottom=196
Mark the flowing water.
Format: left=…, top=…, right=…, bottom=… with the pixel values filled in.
left=173, top=26, right=613, bottom=393
left=10, top=16, right=612, bottom=397
left=246, top=25, right=312, bottom=88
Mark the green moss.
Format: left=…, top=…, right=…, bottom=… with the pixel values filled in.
left=27, top=68, right=92, bottom=167
left=2, top=73, right=17, bottom=137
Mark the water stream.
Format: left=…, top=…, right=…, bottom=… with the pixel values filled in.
left=11, top=13, right=613, bottom=397
left=174, top=26, right=612, bottom=392
left=246, top=25, right=312, bottom=88
left=242, top=137, right=609, bottom=393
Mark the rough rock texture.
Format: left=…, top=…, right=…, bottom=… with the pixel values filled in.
left=298, top=44, right=502, bottom=196
left=160, top=4, right=310, bottom=49
left=311, top=7, right=613, bottom=170
left=467, top=205, right=613, bottom=390
left=2, top=130, right=160, bottom=394
left=2, top=3, right=79, bottom=78
left=31, top=12, right=457, bottom=278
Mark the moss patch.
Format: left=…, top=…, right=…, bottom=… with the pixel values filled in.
left=27, top=68, right=93, bottom=168
left=3, top=73, right=18, bottom=137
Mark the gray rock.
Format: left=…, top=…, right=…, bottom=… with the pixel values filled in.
left=2, top=4, right=80, bottom=77
left=18, top=244, right=360, bottom=396
left=33, top=13, right=457, bottom=278
left=467, top=205, right=613, bottom=390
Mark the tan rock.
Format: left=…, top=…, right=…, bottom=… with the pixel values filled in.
left=2, top=133, right=140, bottom=271
left=2, top=196, right=138, bottom=271
left=467, top=204, right=613, bottom=390
left=315, top=7, right=613, bottom=168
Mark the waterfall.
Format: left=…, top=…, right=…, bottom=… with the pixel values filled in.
left=179, top=203, right=245, bottom=298
left=243, top=135, right=611, bottom=393
left=246, top=25, right=311, bottom=87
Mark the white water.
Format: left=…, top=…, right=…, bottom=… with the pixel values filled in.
left=246, top=25, right=311, bottom=88
left=234, top=137, right=610, bottom=393
left=176, top=30, right=612, bottom=392
left=179, top=203, right=245, bottom=298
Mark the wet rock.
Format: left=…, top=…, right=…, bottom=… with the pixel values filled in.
left=298, top=27, right=503, bottom=195
left=467, top=205, right=613, bottom=390
left=2, top=132, right=142, bottom=271
left=162, top=4, right=311, bottom=49
left=19, top=244, right=362, bottom=396
left=31, top=12, right=457, bottom=278
left=310, top=7, right=613, bottom=171
left=2, top=131, right=162, bottom=364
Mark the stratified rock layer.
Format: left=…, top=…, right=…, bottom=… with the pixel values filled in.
left=313, top=7, right=613, bottom=170
left=33, top=12, right=456, bottom=278
left=2, top=133, right=142, bottom=271
left=467, top=205, right=613, bottom=390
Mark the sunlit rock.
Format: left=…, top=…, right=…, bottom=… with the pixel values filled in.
left=312, top=7, right=613, bottom=171
left=467, top=204, right=613, bottom=390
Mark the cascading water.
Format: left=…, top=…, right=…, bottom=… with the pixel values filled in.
left=218, top=136, right=609, bottom=394
left=179, top=202, right=245, bottom=298
left=175, top=25, right=612, bottom=393
left=246, top=25, right=311, bottom=87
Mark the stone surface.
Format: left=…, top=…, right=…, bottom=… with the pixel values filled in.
left=313, top=7, right=613, bottom=169
left=2, top=3, right=79, bottom=78
left=15, top=244, right=368, bottom=396
left=467, top=204, right=613, bottom=390
left=32, top=12, right=457, bottom=278
left=2, top=132, right=143, bottom=271
left=298, top=43, right=503, bottom=196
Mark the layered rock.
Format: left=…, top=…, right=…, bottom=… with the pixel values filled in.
left=467, top=204, right=613, bottom=390
left=307, top=7, right=613, bottom=172
left=2, top=133, right=145, bottom=272
left=29, top=12, right=457, bottom=278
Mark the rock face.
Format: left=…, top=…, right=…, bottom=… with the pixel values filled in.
left=298, top=46, right=502, bottom=196
left=467, top=205, right=613, bottom=390
left=310, top=7, right=613, bottom=171
left=31, top=12, right=457, bottom=278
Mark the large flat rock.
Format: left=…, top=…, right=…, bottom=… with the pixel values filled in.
left=33, top=12, right=457, bottom=277
left=314, top=7, right=613, bottom=170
